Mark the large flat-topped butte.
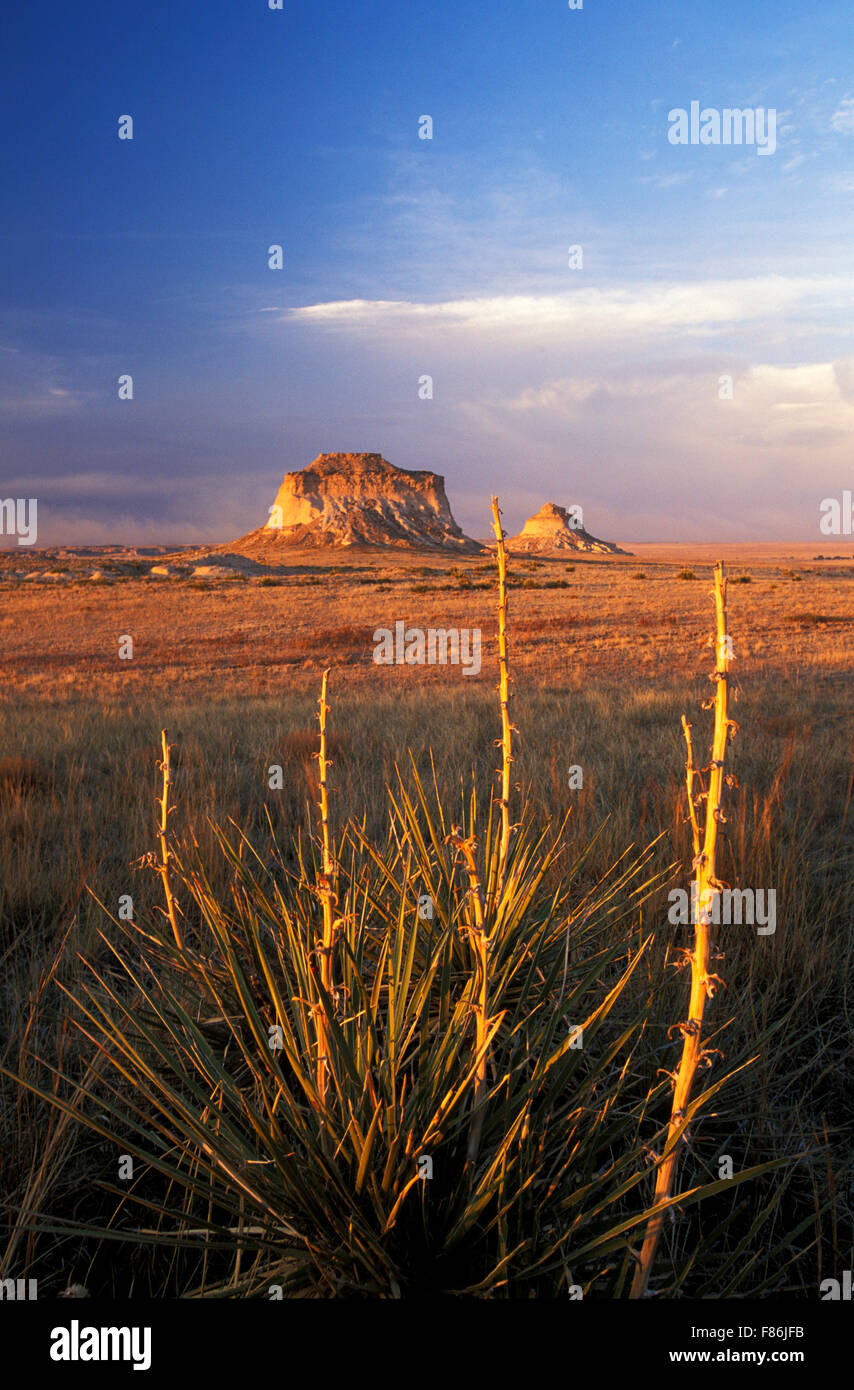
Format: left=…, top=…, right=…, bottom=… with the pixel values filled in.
left=246, top=452, right=483, bottom=552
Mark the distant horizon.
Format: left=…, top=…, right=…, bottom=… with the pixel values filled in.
left=8, top=535, right=854, bottom=553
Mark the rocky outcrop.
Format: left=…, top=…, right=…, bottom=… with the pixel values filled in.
left=507, top=502, right=629, bottom=555
left=235, top=453, right=482, bottom=552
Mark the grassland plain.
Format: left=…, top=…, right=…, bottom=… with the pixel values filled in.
left=0, top=543, right=852, bottom=1296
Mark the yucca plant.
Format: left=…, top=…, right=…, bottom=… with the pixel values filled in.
left=5, top=517, right=790, bottom=1298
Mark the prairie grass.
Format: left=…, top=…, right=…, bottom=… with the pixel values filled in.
left=1, top=661, right=851, bottom=1295
left=1, top=545, right=852, bottom=1297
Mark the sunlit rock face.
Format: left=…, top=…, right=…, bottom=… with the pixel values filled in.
left=507, top=502, right=629, bottom=555
left=257, top=453, right=482, bottom=551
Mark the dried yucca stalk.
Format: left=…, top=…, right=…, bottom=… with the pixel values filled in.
left=452, top=497, right=513, bottom=1163
left=156, top=729, right=184, bottom=952
left=490, top=496, right=514, bottom=893
left=314, top=669, right=336, bottom=1114
left=630, top=560, right=734, bottom=1298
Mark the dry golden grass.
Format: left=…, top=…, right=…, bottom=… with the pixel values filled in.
left=1, top=543, right=852, bottom=705
left=0, top=539, right=851, bottom=1297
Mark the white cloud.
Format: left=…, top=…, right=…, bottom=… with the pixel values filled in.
left=637, top=172, right=693, bottom=189
left=288, top=275, right=853, bottom=341
left=506, top=361, right=852, bottom=420
left=0, top=389, right=88, bottom=419
left=444, top=358, right=854, bottom=540
left=510, top=378, right=601, bottom=410
left=833, top=356, right=854, bottom=400
left=831, top=97, right=854, bottom=133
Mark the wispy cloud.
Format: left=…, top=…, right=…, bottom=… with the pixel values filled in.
left=0, top=388, right=90, bottom=419
left=288, top=275, right=854, bottom=340
left=830, top=96, right=854, bottom=133
left=636, top=172, right=693, bottom=190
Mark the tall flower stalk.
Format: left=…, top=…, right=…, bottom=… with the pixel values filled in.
left=630, top=561, right=734, bottom=1297
left=490, top=496, right=513, bottom=895
left=156, top=729, right=184, bottom=952
left=314, top=669, right=336, bottom=1115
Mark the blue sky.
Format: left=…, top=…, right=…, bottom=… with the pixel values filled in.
left=1, top=0, right=853, bottom=543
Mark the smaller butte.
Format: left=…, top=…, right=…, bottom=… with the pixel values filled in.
left=507, top=502, right=630, bottom=555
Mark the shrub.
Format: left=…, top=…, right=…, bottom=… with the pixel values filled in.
left=785, top=612, right=848, bottom=626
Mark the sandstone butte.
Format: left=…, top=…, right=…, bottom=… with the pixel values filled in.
left=231, top=452, right=484, bottom=553
left=506, top=502, right=630, bottom=555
